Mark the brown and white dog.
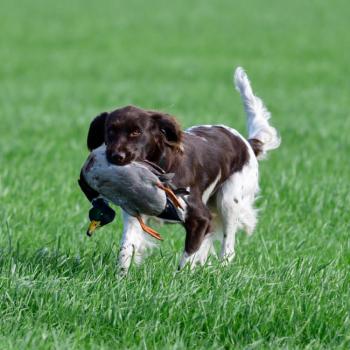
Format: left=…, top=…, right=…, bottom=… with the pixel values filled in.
left=85, top=67, right=280, bottom=271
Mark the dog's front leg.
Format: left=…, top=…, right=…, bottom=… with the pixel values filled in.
left=178, top=196, right=212, bottom=270
left=118, top=210, right=149, bottom=274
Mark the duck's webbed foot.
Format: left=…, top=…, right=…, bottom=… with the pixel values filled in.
left=156, top=183, right=183, bottom=209
left=136, top=215, right=163, bottom=241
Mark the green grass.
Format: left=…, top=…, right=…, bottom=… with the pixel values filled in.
left=1, top=0, right=350, bottom=348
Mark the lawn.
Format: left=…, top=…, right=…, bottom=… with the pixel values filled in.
left=1, top=0, right=350, bottom=348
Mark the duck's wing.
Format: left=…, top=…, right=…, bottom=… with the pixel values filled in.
left=138, top=160, right=189, bottom=208
left=157, top=173, right=175, bottom=183
left=137, top=160, right=178, bottom=186
left=78, top=170, right=100, bottom=202
left=139, top=159, right=166, bottom=175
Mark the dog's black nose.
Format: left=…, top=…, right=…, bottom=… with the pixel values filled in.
left=110, top=152, right=126, bottom=164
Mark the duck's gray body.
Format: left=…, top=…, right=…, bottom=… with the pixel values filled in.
left=82, top=145, right=182, bottom=219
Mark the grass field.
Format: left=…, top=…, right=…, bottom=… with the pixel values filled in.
left=1, top=0, right=350, bottom=348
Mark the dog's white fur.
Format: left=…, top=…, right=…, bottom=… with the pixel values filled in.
left=234, top=67, right=281, bottom=158
left=118, top=67, right=280, bottom=272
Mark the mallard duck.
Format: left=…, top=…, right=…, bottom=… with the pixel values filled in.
left=80, top=145, right=187, bottom=240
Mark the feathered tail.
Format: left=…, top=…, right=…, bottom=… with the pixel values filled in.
left=234, top=67, right=281, bottom=159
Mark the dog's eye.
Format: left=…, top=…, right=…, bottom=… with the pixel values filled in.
left=129, top=129, right=141, bottom=137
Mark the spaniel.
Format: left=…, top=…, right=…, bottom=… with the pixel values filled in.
left=82, top=67, right=280, bottom=272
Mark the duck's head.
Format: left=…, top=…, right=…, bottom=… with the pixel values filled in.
left=87, top=198, right=116, bottom=237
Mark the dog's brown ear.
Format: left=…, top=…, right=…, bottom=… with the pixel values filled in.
left=152, top=113, right=183, bottom=150
left=87, top=112, right=108, bottom=151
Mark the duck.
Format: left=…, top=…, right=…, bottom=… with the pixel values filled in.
left=80, top=144, right=187, bottom=240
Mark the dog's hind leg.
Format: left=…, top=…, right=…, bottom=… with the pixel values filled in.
left=217, top=190, right=239, bottom=264
left=216, top=169, right=256, bottom=264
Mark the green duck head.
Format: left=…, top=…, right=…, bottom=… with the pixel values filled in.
left=87, top=199, right=116, bottom=237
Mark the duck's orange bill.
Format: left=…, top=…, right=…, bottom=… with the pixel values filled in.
left=87, top=220, right=101, bottom=237
left=136, top=216, right=163, bottom=241
left=156, top=183, right=183, bottom=209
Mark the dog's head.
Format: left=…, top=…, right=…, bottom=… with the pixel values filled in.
left=87, top=105, right=182, bottom=165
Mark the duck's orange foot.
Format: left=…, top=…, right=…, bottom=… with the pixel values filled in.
left=156, top=183, right=183, bottom=209
left=136, top=216, right=163, bottom=241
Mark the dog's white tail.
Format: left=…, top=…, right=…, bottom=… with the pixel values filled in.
left=234, top=67, right=281, bottom=159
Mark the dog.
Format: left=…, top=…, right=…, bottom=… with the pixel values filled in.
left=83, top=67, right=280, bottom=271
